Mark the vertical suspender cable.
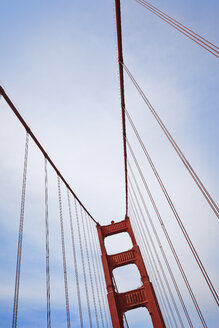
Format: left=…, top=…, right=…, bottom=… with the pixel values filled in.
left=89, top=219, right=111, bottom=328
left=78, top=206, right=93, bottom=328
left=126, top=109, right=218, bottom=306
left=129, top=205, right=170, bottom=328
left=0, top=86, right=98, bottom=226
left=129, top=187, right=177, bottom=328
left=122, top=64, right=218, bottom=219
left=90, top=229, right=106, bottom=328
left=85, top=216, right=100, bottom=328
left=114, top=0, right=128, bottom=216
left=44, top=157, right=51, bottom=328
left=89, top=216, right=112, bottom=327
left=74, top=198, right=92, bottom=327
left=128, top=163, right=185, bottom=327
left=57, top=176, right=71, bottom=328
left=129, top=204, right=172, bottom=328
left=127, top=140, right=208, bottom=327
left=12, top=131, right=29, bottom=328
left=67, top=189, right=84, bottom=328
left=81, top=211, right=99, bottom=327
left=111, top=273, right=130, bottom=328
left=129, top=196, right=173, bottom=328
left=87, top=218, right=105, bottom=327
left=128, top=159, right=193, bottom=327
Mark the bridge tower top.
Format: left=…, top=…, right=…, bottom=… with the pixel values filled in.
left=97, top=217, right=166, bottom=327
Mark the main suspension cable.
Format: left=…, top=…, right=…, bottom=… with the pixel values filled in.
left=0, top=86, right=98, bottom=225
left=122, top=63, right=219, bottom=219
left=134, top=0, right=218, bottom=57
left=44, top=157, right=51, bottom=328
left=114, top=0, right=128, bottom=216
left=126, top=109, right=219, bottom=306
left=12, top=131, right=29, bottom=328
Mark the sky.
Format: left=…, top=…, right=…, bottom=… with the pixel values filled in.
left=0, top=0, right=218, bottom=327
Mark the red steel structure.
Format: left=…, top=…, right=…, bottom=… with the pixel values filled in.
left=97, top=217, right=166, bottom=327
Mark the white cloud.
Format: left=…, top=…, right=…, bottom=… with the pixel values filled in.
left=0, top=0, right=218, bottom=326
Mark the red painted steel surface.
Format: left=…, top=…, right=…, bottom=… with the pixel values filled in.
left=97, top=217, right=166, bottom=327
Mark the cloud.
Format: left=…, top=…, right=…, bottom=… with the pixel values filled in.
left=0, top=0, right=219, bottom=326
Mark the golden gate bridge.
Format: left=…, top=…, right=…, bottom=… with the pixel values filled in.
left=0, top=0, right=218, bottom=327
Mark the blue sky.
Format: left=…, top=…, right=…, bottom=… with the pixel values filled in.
left=0, top=0, right=218, bottom=327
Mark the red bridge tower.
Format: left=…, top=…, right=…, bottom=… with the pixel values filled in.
left=97, top=217, right=165, bottom=327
